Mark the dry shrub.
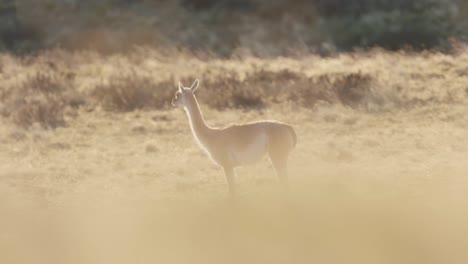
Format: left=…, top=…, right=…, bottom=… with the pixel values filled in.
left=191, top=73, right=267, bottom=110
left=91, top=73, right=174, bottom=112
left=192, top=70, right=310, bottom=109
left=190, top=70, right=374, bottom=110
left=0, top=72, right=84, bottom=128
left=305, top=72, right=374, bottom=108
left=334, top=73, right=372, bottom=106
left=1, top=69, right=373, bottom=129
left=88, top=69, right=374, bottom=112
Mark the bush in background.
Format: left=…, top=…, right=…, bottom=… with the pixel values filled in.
left=0, top=72, right=83, bottom=128
left=316, top=0, right=461, bottom=50
left=3, top=0, right=467, bottom=54
left=91, top=72, right=174, bottom=112
left=186, top=69, right=374, bottom=110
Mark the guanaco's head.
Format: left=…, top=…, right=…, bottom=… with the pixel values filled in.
left=172, top=79, right=199, bottom=108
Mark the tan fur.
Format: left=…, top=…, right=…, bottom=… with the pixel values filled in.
left=173, top=80, right=296, bottom=195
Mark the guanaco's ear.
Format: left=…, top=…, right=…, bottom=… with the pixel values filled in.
left=190, top=79, right=199, bottom=92
left=178, top=82, right=184, bottom=92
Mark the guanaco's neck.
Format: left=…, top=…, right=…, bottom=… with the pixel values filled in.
left=184, top=95, right=212, bottom=142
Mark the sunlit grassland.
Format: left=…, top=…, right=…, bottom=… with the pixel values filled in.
left=0, top=48, right=467, bottom=264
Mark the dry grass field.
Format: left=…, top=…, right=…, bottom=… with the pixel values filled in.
left=0, top=48, right=468, bottom=264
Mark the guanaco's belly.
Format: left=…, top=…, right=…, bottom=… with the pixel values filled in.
left=194, top=131, right=269, bottom=167
left=228, top=133, right=268, bottom=166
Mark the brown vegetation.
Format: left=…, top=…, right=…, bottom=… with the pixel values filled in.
left=0, top=71, right=83, bottom=128
left=1, top=47, right=467, bottom=129
left=91, top=72, right=174, bottom=112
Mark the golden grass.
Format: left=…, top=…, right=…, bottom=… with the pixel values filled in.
left=0, top=48, right=467, bottom=264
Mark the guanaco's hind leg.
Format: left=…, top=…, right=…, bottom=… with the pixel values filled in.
left=223, top=166, right=236, bottom=196
left=269, top=153, right=289, bottom=189
left=267, top=124, right=295, bottom=189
